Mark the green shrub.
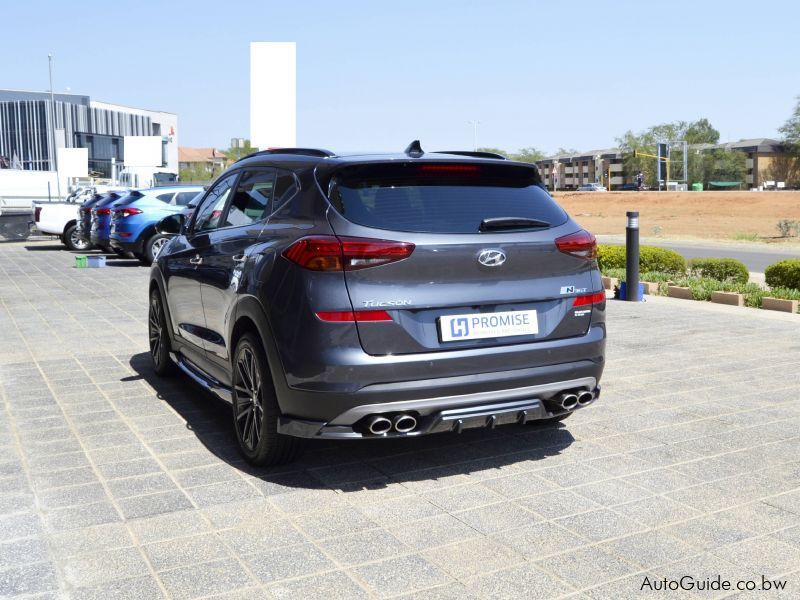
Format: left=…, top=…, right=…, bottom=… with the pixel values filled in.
left=597, top=245, right=686, bottom=275
left=765, top=259, right=800, bottom=290
left=688, top=258, right=749, bottom=284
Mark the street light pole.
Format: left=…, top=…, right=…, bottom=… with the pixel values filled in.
left=48, top=54, right=62, bottom=201
left=467, top=120, right=480, bottom=151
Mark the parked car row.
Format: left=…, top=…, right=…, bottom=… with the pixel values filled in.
left=35, top=186, right=203, bottom=264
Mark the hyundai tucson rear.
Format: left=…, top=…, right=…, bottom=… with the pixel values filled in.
left=149, top=144, right=605, bottom=466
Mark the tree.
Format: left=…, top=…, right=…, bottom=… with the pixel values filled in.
left=223, top=139, right=259, bottom=162
left=685, top=118, right=720, bottom=144
left=556, top=147, right=579, bottom=155
left=179, top=164, right=215, bottom=183
left=510, top=147, right=546, bottom=163
left=778, top=96, right=800, bottom=147
left=476, top=147, right=509, bottom=157
left=616, top=118, right=721, bottom=186
left=762, top=153, right=800, bottom=187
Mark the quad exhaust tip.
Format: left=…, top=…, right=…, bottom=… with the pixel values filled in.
left=577, top=391, right=595, bottom=406
left=393, top=414, right=417, bottom=433
left=560, top=393, right=579, bottom=410
left=367, top=416, right=392, bottom=435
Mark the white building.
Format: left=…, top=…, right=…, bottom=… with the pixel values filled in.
left=0, top=89, right=178, bottom=191
left=250, top=42, right=296, bottom=149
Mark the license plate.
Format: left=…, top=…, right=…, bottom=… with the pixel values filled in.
left=439, top=310, right=538, bottom=342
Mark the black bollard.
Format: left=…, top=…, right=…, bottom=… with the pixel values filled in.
left=626, top=211, right=640, bottom=301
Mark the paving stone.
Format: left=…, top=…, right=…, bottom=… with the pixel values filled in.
left=613, top=495, right=701, bottom=527
left=353, top=554, right=453, bottom=598
left=516, top=488, right=602, bottom=520
left=712, top=536, right=800, bottom=578
left=466, top=563, right=574, bottom=599
left=268, top=570, right=369, bottom=599
left=244, top=543, right=335, bottom=583
left=157, top=558, right=256, bottom=599
left=422, top=537, right=523, bottom=580
left=556, top=508, right=648, bottom=542
left=0, top=561, right=59, bottom=596
left=144, top=533, right=231, bottom=571
left=48, top=522, right=133, bottom=557
left=452, top=500, right=539, bottom=534
left=388, top=513, right=480, bottom=551
left=61, top=547, right=150, bottom=588
left=0, top=511, right=43, bottom=540
left=319, top=528, right=408, bottom=566
left=183, top=479, right=261, bottom=507
left=536, top=546, right=637, bottom=589
left=600, top=530, right=698, bottom=570
left=63, top=575, right=165, bottom=599
left=216, top=519, right=305, bottom=555
left=128, top=510, right=212, bottom=545
left=293, top=505, right=379, bottom=540
left=493, top=520, right=589, bottom=559
left=0, top=537, right=49, bottom=566
left=116, top=490, right=193, bottom=519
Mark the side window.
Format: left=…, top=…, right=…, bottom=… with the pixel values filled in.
left=193, top=174, right=237, bottom=232
left=175, top=192, right=200, bottom=206
left=223, top=170, right=275, bottom=227
left=272, top=171, right=298, bottom=212
left=156, top=192, right=174, bottom=203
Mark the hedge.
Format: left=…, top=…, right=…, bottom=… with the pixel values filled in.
left=765, top=259, right=800, bottom=290
left=597, top=245, right=686, bottom=275
left=688, top=258, right=749, bottom=284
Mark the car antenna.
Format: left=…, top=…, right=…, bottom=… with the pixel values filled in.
left=404, top=140, right=424, bottom=157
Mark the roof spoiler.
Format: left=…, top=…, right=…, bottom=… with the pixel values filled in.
left=236, top=148, right=335, bottom=163
left=433, top=150, right=507, bottom=160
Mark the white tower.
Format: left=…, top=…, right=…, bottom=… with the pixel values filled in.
left=250, top=42, right=297, bottom=149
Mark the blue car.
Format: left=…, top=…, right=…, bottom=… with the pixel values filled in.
left=90, top=191, right=135, bottom=253
left=109, top=186, right=203, bottom=264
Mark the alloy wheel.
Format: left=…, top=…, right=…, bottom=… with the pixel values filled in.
left=151, top=237, right=168, bottom=259
left=71, top=229, right=90, bottom=251
left=234, top=347, right=263, bottom=452
left=149, top=295, right=163, bottom=364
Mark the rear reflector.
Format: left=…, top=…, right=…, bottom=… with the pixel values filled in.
left=34, top=206, right=41, bottom=222
left=283, top=236, right=414, bottom=271
left=315, top=310, right=393, bottom=322
left=573, top=292, right=606, bottom=307
left=95, top=208, right=111, bottom=216
left=555, top=229, right=597, bottom=259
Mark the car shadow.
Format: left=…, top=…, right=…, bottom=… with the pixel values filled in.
left=128, top=352, right=575, bottom=492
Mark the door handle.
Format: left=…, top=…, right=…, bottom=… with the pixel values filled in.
left=232, top=254, right=247, bottom=263
left=189, top=255, right=203, bottom=265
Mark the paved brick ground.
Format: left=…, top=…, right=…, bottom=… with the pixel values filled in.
left=1, top=239, right=799, bottom=599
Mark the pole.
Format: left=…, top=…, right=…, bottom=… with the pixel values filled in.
left=608, top=167, right=611, bottom=191
left=625, top=211, right=640, bottom=302
left=48, top=54, right=62, bottom=201
left=468, top=121, right=479, bottom=151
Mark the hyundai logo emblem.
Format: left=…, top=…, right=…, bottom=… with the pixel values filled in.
left=477, top=249, right=506, bottom=267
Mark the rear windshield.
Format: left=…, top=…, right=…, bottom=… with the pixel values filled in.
left=325, top=162, right=567, bottom=233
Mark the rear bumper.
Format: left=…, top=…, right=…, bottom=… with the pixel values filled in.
left=109, top=236, right=143, bottom=254
left=279, top=378, right=601, bottom=439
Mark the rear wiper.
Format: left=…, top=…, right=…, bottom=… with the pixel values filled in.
left=479, top=217, right=551, bottom=231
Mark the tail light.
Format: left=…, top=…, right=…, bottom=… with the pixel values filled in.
left=315, top=310, right=392, bottom=322
left=80, top=207, right=91, bottom=215
left=34, top=206, right=41, bottom=222
left=114, top=207, right=142, bottom=218
left=573, top=292, right=605, bottom=307
left=95, top=208, right=111, bottom=216
left=283, top=236, right=415, bottom=271
left=555, top=230, right=597, bottom=259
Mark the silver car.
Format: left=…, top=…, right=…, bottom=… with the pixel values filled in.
left=149, top=142, right=606, bottom=465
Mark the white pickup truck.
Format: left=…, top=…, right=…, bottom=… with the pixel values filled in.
left=33, top=187, right=114, bottom=250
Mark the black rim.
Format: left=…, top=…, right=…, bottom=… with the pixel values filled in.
left=149, top=295, right=163, bottom=363
left=234, top=347, right=263, bottom=452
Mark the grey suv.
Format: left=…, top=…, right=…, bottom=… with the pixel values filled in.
left=149, top=142, right=606, bottom=465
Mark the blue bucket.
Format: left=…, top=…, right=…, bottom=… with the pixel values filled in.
left=619, top=282, right=644, bottom=301
left=86, top=255, right=106, bottom=268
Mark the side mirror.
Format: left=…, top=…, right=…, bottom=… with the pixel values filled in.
left=156, top=214, right=185, bottom=235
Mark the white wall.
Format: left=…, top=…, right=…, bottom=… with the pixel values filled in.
left=250, top=42, right=296, bottom=149
left=0, top=169, right=63, bottom=202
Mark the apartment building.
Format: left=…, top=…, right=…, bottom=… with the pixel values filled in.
left=535, top=149, right=625, bottom=190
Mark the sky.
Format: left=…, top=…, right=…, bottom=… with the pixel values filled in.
left=2, top=0, right=798, bottom=155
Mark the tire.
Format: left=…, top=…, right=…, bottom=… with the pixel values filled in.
left=232, top=332, right=305, bottom=466
left=143, top=233, right=170, bottom=265
left=149, top=289, right=176, bottom=376
left=63, top=224, right=91, bottom=252
left=530, top=412, right=572, bottom=426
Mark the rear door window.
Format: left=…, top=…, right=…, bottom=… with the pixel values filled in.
left=193, top=174, right=238, bottom=232
left=325, top=162, right=567, bottom=233
left=156, top=192, right=174, bottom=203
left=175, top=192, right=200, bottom=206
left=222, top=169, right=275, bottom=227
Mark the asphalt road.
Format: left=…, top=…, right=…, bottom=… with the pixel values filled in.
left=597, top=235, right=800, bottom=273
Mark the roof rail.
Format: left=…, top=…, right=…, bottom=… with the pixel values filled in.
left=236, top=148, right=335, bottom=162
left=433, top=150, right=508, bottom=160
